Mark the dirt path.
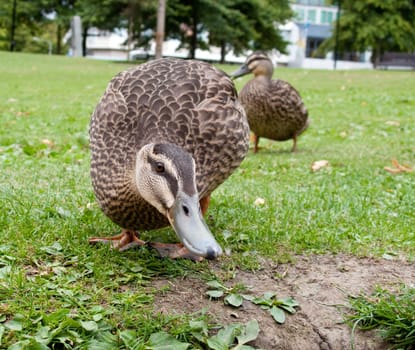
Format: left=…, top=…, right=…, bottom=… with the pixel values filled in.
left=153, top=254, right=414, bottom=350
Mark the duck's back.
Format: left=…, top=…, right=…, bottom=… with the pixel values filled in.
left=240, top=77, right=308, bottom=141
left=90, top=58, right=249, bottom=230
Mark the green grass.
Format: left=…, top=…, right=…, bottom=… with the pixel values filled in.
left=0, top=51, right=414, bottom=348
left=346, top=286, right=415, bottom=349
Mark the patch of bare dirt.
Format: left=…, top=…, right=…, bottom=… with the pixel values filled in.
left=152, top=254, right=415, bottom=350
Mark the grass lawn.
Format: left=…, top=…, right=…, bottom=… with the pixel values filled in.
left=0, top=51, right=414, bottom=349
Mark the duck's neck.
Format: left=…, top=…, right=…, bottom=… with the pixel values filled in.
left=253, top=60, right=274, bottom=80
left=254, top=75, right=272, bottom=87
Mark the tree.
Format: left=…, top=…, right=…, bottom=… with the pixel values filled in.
left=40, top=0, right=77, bottom=55
left=233, top=0, right=293, bottom=52
left=203, top=0, right=255, bottom=63
left=320, top=0, right=415, bottom=66
left=75, top=0, right=156, bottom=57
left=0, top=0, right=51, bottom=52
left=1, top=0, right=294, bottom=60
left=165, top=0, right=293, bottom=61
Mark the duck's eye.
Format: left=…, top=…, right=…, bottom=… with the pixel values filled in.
left=155, top=162, right=165, bottom=173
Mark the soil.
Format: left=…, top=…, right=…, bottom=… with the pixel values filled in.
left=152, top=254, right=415, bottom=350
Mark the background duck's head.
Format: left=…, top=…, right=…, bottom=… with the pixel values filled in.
left=135, top=143, right=222, bottom=259
left=232, top=51, right=274, bottom=79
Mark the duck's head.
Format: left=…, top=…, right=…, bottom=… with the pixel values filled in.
left=231, top=51, right=274, bottom=79
left=135, top=143, right=222, bottom=259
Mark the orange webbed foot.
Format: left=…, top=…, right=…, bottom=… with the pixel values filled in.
left=89, top=229, right=145, bottom=250
left=89, top=229, right=204, bottom=261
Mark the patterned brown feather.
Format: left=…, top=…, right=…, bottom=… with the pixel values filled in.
left=90, top=58, right=250, bottom=231
left=233, top=52, right=309, bottom=150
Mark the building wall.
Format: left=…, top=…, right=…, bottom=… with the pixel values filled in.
left=279, top=0, right=372, bottom=68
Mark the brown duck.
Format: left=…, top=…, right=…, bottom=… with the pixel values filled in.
left=89, top=58, right=250, bottom=260
left=232, top=51, right=309, bottom=153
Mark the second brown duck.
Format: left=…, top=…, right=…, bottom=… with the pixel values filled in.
left=232, top=51, right=309, bottom=153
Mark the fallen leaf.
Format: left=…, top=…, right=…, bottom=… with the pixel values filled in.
left=86, top=202, right=95, bottom=210
left=254, top=197, right=265, bottom=206
left=41, top=139, right=54, bottom=147
left=384, top=159, right=413, bottom=174
left=311, top=160, right=329, bottom=172
left=385, top=121, right=400, bottom=126
left=15, top=111, right=30, bottom=117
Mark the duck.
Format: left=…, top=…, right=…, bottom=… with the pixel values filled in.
left=89, top=58, right=250, bottom=260
left=231, top=51, right=309, bottom=153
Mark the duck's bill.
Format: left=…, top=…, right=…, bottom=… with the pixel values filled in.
left=167, top=193, right=222, bottom=260
left=230, top=64, right=250, bottom=79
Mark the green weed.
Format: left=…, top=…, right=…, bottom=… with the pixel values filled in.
left=346, top=285, right=415, bottom=349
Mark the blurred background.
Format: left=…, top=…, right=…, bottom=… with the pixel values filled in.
left=1, top=0, right=415, bottom=69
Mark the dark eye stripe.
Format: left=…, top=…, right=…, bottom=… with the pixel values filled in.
left=151, top=143, right=196, bottom=196
left=149, top=158, right=178, bottom=197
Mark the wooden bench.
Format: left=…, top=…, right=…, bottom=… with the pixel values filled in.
left=378, top=52, right=415, bottom=69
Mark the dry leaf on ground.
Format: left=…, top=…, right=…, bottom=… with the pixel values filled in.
left=311, top=160, right=329, bottom=172
left=385, top=121, right=400, bottom=126
left=41, top=139, right=54, bottom=147
left=254, top=197, right=265, bottom=206
left=384, top=159, right=413, bottom=174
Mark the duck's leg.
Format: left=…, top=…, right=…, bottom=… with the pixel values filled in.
left=89, top=229, right=146, bottom=249
left=253, top=134, right=260, bottom=153
left=291, top=135, right=298, bottom=152
left=200, top=195, right=211, bottom=216
left=89, top=229, right=204, bottom=261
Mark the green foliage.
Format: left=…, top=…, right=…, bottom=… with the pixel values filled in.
left=206, top=280, right=246, bottom=307
left=206, top=280, right=299, bottom=324
left=207, top=320, right=260, bottom=350
left=246, top=293, right=299, bottom=324
left=204, top=0, right=293, bottom=60
left=0, top=0, right=51, bottom=52
left=320, top=0, right=415, bottom=64
left=0, top=0, right=293, bottom=59
left=346, top=286, right=415, bottom=349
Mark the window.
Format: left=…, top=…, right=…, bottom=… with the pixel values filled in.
left=321, top=10, right=335, bottom=24
left=307, top=9, right=317, bottom=23
left=295, top=8, right=305, bottom=22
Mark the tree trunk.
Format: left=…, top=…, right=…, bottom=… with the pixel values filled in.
left=371, top=45, right=381, bottom=69
left=190, top=1, right=198, bottom=59
left=155, top=0, right=166, bottom=59
left=220, top=40, right=226, bottom=64
left=82, top=25, right=88, bottom=57
left=10, top=0, right=17, bottom=51
left=56, top=23, right=62, bottom=55
left=127, top=14, right=133, bottom=60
